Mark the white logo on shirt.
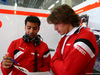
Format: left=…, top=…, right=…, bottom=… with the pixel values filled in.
left=75, top=45, right=86, bottom=55
left=31, top=53, right=39, bottom=56
left=19, top=47, right=24, bottom=50
left=66, top=44, right=71, bottom=46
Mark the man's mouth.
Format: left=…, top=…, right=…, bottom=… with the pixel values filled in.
left=57, top=31, right=60, bottom=33
left=29, top=34, right=35, bottom=38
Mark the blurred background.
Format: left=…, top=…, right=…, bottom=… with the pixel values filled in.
left=0, top=0, right=86, bottom=10
left=0, top=0, right=100, bottom=75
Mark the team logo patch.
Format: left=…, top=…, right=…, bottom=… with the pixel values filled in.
left=74, top=39, right=95, bottom=58
left=74, top=45, right=86, bottom=55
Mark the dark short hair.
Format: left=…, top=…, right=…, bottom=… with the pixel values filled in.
left=47, top=4, right=80, bottom=27
left=25, top=15, right=41, bottom=27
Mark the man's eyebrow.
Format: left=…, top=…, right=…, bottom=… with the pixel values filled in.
left=33, top=27, right=38, bottom=28
left=27, top=26, right=31, bottom=27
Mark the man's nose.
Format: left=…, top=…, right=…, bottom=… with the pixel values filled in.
left=30, top=28, right=34, bottom=33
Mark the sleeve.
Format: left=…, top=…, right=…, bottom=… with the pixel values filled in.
left=50, top=51, right=62, bottom=75
left=1, top=41, right=15, bottom=75
left=39, top=44, right=51, bottom=72
left=50, top=33, right=97, bottom=75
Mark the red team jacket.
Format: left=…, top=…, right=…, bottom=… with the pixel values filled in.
left=51, top=27, right=98, bottom=75
left=1, top=38, right=51, bottom=75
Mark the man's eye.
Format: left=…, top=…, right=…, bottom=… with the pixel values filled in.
left=33, top=28, right=37, bottom=30
left=27, top=27, right=31, bottom=29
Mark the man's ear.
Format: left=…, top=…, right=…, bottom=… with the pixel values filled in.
left=25, top=25, right=27, bottom=31
left=25, top=26, right=26, bottom=30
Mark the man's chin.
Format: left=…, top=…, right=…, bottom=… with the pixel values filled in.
left=29, top=35, right=35, bottom=39
left=59, top=33, right=63, bottom=35
left=30, top=37, right=34, bottom=39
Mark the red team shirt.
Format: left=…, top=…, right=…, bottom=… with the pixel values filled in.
left=51, top=27, right=98, bottom=75
left=1, top=38, right=51, bottom=75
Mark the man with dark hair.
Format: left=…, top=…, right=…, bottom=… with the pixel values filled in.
left=47, top=4, right=98, bottom=75
left=1, top=15, right=51, bottom=75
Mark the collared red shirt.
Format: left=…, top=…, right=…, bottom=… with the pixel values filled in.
left=61, top=27, right=79, bottom=54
